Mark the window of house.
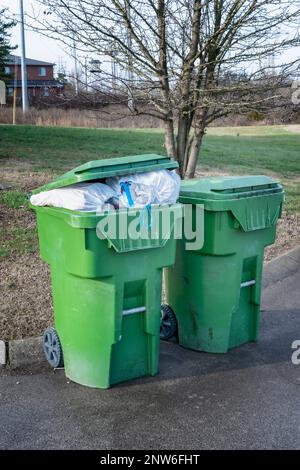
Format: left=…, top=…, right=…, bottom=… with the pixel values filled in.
left=43, top=87, right=49, bottom=97
left=4, top=66, right=10, bottom=74
left=7, top=87, right=13, bottom=96
left=38, top=67, right=46, bottom=77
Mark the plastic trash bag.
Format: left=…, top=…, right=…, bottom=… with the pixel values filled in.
left=30, top=169, right=180, bottom=212
left=106, top=169, right=180, bottom=209
left=151, top=169, right=181, bottom=205
left=106, top=177, right=154, bottom=209
left=30, top=182, right=116, bottom=212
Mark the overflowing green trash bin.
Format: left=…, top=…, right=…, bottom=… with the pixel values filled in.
left=165, top=175, right=284, bottom=353
left=31, top=154, right=181, bottom=388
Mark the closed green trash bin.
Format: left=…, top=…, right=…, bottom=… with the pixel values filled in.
left=31, top=154, right=182, bottom=388
left=165, top=175, right=284, bottom=353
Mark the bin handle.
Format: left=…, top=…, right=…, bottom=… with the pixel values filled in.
left=240, top=280, right=256, bottom=288
left=122, top=306, right=146, bottom=316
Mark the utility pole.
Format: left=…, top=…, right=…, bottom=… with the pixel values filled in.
left=19, top=0, right=29, bottom=112
left=90, top=59, right=101, bottom=91
left=84, top=57, right=88, bottom=92
left=73, top=34, right=79, bottom=95
left=111, top=50, right=117, bottom=94
left=125, top=0, right=134, bottom=111
left=13, top=56, right=18, bottom=124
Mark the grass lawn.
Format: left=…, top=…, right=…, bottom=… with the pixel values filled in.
left=0, top=123, right=299, bottom=211
left=0, top=124, right=299, bottom=257
left=0, top=123, right=299, bottom=260
left=0, top=123, right=299, bottom=339
left=0, top=124, right=299, bottom=175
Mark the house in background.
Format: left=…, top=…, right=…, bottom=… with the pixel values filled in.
left=4, top=54, right=64, bottom=102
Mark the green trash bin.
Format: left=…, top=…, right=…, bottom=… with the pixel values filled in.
left=165, top=175, right=284, bottom=353
left=31, top=154, right=182, bottom=388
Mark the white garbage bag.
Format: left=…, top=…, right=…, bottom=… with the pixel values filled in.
left=106, top=169, right=180, bottom=209
left=106, top=177, right=155, bottom=209
left=151, top=169, right=181, bottom=205
left=30, top=182, right=117, bottom=212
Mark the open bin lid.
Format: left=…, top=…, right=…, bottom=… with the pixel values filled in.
left=32, top=154, right=178, bottom=194
left=180, top=175, right=282, bottom=202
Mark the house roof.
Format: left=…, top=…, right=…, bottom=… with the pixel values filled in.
left=5, top=54, right=54, bottom=66
left=6, top=80, right=63, bottom=88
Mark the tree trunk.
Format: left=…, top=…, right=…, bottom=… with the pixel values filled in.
left=164, top=119, right=176, bottom=159
left=184, top=131, right=204, bottom=179
left=176, top=116, right=192, bottom=177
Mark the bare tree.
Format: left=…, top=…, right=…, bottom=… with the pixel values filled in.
left=29, top=0, right=300, bottom=178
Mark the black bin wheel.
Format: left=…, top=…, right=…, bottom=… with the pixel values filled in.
left=160, top=304, right=178, bottom=340
left=43, top=327, right=64, bottom=368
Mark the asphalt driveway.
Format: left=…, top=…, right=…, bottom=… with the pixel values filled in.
left=0, top=248, right=300, bottom=450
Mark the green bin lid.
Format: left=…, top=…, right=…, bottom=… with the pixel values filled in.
left=32, top=154, right=178, bottom=194
left=180, top=175, right=282, bottom=202
left=180, top=175, right=284, bottom=231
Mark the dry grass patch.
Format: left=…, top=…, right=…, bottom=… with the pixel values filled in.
left=0, top=253, right=52, bottom=341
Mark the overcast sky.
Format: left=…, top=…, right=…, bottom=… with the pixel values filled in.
left=2, top=0, right=72, bottom=71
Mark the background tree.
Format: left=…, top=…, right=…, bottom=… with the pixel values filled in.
left=0, top=8, right=16, bottom=80
left=30, top=0, right=300, bottom=178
